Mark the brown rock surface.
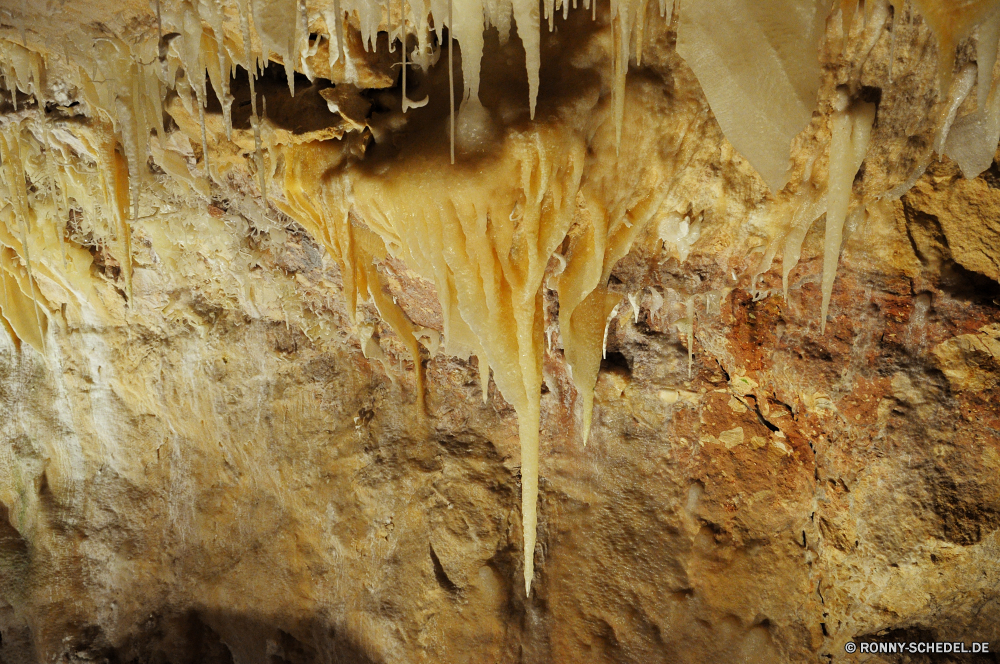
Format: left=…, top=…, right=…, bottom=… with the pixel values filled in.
left=1, top=1, right=999, bottom=663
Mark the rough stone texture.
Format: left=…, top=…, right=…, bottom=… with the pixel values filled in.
left=2, top=2, right=1000, bottom=664
left=905, top=159, right=1000, bottom=284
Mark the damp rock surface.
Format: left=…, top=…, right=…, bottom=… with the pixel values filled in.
left=0, top=1, right=999, bottom=663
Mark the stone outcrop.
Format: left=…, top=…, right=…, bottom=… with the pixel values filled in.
left=1, top=0, right=999, bottom=662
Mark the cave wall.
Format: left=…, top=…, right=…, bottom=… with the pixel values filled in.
left=0, top=0, right=999, bottom=662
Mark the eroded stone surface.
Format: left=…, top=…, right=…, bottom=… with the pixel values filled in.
left=1, top=1, right=999, bottom=663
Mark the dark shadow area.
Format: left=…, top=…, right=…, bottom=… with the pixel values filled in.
left=600, top=350, right=632, bottom=376
left=902, top=194, right=1000, bottom=306
left=852, top=626, right=1000, bottom=663
left=0, top=608, right=380, bottom=664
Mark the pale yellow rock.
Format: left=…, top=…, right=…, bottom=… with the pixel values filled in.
left=932, top=324, right=1000, bottom=392
left=718, top=427, right=745, bottom=449
left=727, top=396, right=748, bottom=413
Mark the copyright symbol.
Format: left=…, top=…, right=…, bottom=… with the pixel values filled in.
left=845, top=642, right=857, bottom=653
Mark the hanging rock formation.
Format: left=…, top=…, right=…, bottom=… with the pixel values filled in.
left=1, top=0, right=999, bottom=661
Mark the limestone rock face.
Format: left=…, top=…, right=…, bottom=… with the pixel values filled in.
left=1, top=1, right=999, bottom=663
